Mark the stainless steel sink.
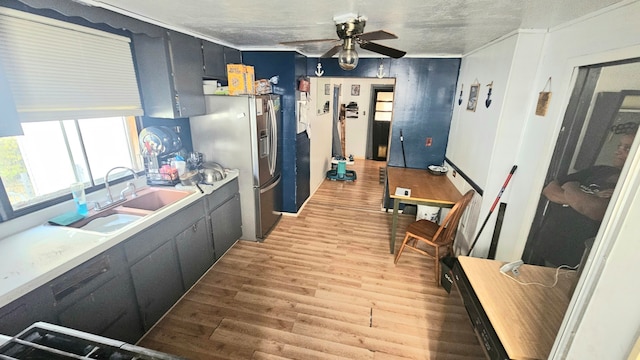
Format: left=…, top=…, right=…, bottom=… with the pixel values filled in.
left=66, top=188, right=193, bottom=232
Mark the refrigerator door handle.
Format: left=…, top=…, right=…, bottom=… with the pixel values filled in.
left=267, top=99, right=278, bottom=176
left=260, top=174, right=281, bottom=194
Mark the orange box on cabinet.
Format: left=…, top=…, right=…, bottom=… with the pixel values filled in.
left=227, top=64, right=255, bottom=95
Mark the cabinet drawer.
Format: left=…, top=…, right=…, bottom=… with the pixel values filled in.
left=124, top=199, right=205, bottom=264
left=206, top=178, right=239, bottom=210
left=49, top=246, right=127, bottom=306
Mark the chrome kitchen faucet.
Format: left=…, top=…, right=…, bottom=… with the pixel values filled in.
left=95, top=167, right=138, bottom=211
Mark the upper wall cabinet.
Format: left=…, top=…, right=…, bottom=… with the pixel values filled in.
left=202, top=41, right=224, bottom=79
left=224, top=47, right=242, bottom=65
left=132, top=30, right=206, bottom=118
left=202, top=40, right=242, bottom=82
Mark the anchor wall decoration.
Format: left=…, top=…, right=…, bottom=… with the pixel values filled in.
left=485, top=81, right=494, bottom=108
left=376, top=63, right=385, bottom=78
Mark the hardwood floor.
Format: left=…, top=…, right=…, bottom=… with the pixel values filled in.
left=138, top=160, right=484, bottom=360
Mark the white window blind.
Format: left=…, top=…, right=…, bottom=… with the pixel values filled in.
left=0, top=7, right=143, bottom=122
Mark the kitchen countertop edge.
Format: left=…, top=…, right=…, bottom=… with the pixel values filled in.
left=0, top=170, right=239, bottom=308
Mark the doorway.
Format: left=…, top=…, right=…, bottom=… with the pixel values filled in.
left=368, top=86, right=395, bottom=161
left=523, top=58, right=640, bottom=267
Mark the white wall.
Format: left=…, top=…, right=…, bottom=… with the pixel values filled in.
left=305, top=77, right=395, bottom=199
left=306, top=78, right=333, bottom=197
left=337, top=78, right=396, bottom=158
left=447, top=34, right=518, bottom=190
left=447, top=31, right=546, bottom=257
left=448, top=1, right=640, bottom=358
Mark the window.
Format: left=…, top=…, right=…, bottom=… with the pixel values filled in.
left=0, top=7, right=144, bottom=221
left=374, top=91, right=394, bottom=121
left=0, top=117, right=141, bottom=213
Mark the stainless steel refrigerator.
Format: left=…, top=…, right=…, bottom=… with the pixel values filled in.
left=189, top=94, right=282, bottom=241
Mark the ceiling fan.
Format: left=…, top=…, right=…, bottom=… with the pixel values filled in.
left=280, top=15, right=406, bottom=71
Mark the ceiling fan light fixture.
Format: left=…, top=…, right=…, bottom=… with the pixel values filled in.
left=338, top=38, right=358, bottom=71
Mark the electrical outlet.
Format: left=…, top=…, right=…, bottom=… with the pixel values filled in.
left=426, top=137, right=433, bottom=146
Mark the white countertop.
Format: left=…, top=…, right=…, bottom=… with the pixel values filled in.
left=0, top=170, right=238, bottom=308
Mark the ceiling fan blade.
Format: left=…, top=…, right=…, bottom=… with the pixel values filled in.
left=358, top=30, right=398, bottom=41
left=279, top=39, right=337, bottom=45
left=359, top=41, right=406, bottom=58
left=321, top=45, right=342, bottom=58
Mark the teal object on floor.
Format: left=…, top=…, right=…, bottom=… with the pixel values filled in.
left=337, top=161, right=347, bottom=178
left=326, top=160, right=357, bottom=182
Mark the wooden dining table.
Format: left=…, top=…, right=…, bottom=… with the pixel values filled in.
left=386, top=166, right=462, bottom=253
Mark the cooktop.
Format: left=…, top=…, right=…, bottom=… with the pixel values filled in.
left=0, top=322, right=184, bottom=360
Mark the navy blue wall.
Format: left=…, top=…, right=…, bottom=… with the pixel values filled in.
left=306, top=57, right=461, bottom=169
left=243, top=51, right=307, bottom=213
left=241, top=53, right=460, bottom=213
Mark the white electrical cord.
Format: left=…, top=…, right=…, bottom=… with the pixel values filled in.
left=500, top=264, right=579, bottom=288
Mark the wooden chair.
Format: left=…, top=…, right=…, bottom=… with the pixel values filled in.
left=394, top=190, right=475, bottom=284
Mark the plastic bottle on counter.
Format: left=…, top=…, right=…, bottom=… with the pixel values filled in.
left=70, top=182, right=88, bottom=216
left=170, top=155, right=187, bottom=176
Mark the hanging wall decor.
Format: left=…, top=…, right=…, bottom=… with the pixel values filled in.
left=345, top=101, right=359, bottom=118
left=536, top=77, right=552, bottom=116
left=377, top=60, right=386, bottom=78
left=467, top=81, right=480, bottom=112
left=315, top=62, right=324, bottom=77
left=458, top=83, right=464, bottom=105
left=351, top=84, right=361, bottom=96
left=298, top=77, right=310, bottom=92
left=485, top=81, right=494, bottom=108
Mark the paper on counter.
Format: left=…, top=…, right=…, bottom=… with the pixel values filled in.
left=395, top=187, right=411, bottom=197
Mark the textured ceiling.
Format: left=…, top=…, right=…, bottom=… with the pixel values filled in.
left=81, top=0, right=625, bottom=57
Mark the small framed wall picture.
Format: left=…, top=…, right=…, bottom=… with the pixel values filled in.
left=351, top=84, right=360, bottom=96
left=324, top=83, right=330, bottom=95
left=467, top=84, right=479, bottom=112
left=535, top=77, right=553, bottom=116
left=536, top=91, right=552, bottom=116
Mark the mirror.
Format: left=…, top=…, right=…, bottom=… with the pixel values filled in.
left=524, top=60, right=640, bottom=274
left=594, top=92, right=640, bottom=165
left=316, top=78, right=331, bottom=114
left=575, top=90, right=640, bottom=169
